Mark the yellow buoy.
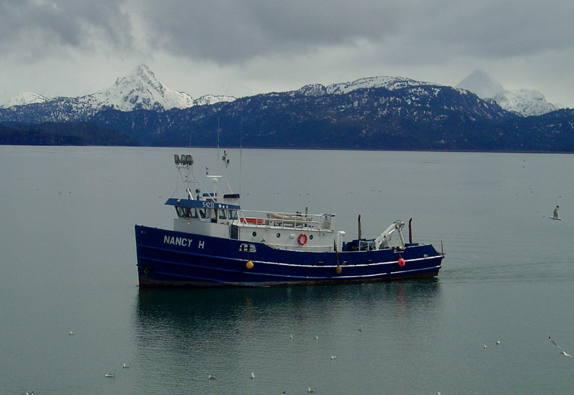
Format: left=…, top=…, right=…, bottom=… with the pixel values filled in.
left=246, top=260, right=254, bottom=269
left=336, top=265, right=342, bottom=274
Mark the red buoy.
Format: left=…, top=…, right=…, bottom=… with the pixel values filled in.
left=398, top=257, right=406, bottom=267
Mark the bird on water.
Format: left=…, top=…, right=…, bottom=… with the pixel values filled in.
left=549, top=205, right=562, bottom=220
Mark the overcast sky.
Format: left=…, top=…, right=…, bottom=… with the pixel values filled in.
left=1, top=0, right=573, bottom=107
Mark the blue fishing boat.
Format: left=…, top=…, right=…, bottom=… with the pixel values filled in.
left=135, top=152, right=444, bottom=287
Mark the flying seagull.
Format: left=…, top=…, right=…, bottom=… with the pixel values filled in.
left=549, top=336, right=573, bottom=358
left=549, top=206, right=562, bottom=221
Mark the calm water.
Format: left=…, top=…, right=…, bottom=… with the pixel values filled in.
left=1, top=146, right=574, bottom=395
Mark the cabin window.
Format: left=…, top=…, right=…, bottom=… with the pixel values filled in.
left=198, top=209, right=206, bottom=219
left=190, top=208, right=198, bottom=218
left=176, top=207, right=191, bottom=218
left=229, top=210, right=238, bottom=220
left=210, top=209, right=217, bottom=222
left=309, top=234, right=314, bottom=240
left=219, top=210, right=227, bottom=220
left=276, top=233, right=281, bottom=238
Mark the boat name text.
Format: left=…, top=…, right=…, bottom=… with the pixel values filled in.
left=163, top=236, right=205, bottom=249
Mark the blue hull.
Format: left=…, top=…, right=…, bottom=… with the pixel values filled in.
left=135, top=225, right=443, bottom=287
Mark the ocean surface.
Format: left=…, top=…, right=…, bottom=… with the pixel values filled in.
left=1, top=146, right=574, bottom=395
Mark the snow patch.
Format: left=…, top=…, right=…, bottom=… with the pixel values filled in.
left=1, top=92, right=48, bottom=108
left=494, top=89, right=557, bottom=117
left=298, top=76, right=435, bottom=96
left=457, top=69, right=557, bottom=116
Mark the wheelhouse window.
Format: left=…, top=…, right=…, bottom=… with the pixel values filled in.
left=176, top=207, right=190, bottom=218
left=175, top=206, right=198, bottom=218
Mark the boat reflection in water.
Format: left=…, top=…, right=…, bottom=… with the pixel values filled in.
left=133, top=281, right=442, bottom=394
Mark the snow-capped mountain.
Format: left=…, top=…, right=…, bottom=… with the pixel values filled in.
left=0, top=64, right=236, bottom=115
left=298, top=76, right=434, bottom=96
left=456, top=69, right=557, bottom=116
left=493, top=89, right=557, bottom=117
left=456, top=69, right=504, bottom=99
left=1, top=92, right=48, bottom=108
left=88, top=64, right=195, bottom=111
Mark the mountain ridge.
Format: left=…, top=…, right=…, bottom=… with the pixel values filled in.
left=1, top=65, right=573, bottom=152
left=1, top=65, right=560, bottom=117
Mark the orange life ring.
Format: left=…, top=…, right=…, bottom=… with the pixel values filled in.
left=297, top=233, right=308, bottom=245
left=398, top=257, right=406, bottom=267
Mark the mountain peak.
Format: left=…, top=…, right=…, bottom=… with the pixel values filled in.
left=456, top=69, right=504, bottom=99
left=494, top=89, right=557, bottom=116
left=1, top=92, right=48, bottom=108
left=124, top=64, right=164, bottom=95
left=91, top=64, right=194, bottom=111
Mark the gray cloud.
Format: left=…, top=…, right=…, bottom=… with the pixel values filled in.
left=3, top=0, right=573, bottom=67
left=0, top=0, right=133, bottom=58
left=133, top=0, right=574, bottom=67
left=422, top=2, right=574, bottom=58
left=136, top=0, right=403, bottom=63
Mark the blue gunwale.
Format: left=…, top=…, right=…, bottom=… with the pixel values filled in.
left=135, top=225, right=443, bottom=287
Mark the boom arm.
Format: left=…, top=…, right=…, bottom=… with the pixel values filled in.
left=374, top=220, right=405, bottom=249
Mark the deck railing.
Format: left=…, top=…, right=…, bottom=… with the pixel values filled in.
left=237, top=210, right=333, bottom=231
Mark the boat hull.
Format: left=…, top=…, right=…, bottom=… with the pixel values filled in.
left=135, top=225, right=443, bottom=287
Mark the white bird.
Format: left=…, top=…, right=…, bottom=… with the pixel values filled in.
left=105, top=373, right=115, bottom=378
left=330, top=355, right=337, bottom=360
left=69, top=331, right=75, bottom=335
left=208, top=374, right=216, bottom=380
left=290, top=334, right=293, bottom=340
left=550, top=205, right=562, bottom=220
left=359, top=326, right=363, bottom=332
left=549, top=336, right=573, bottom=358
left=483, top=344, right=487, bottom=349
left=123, top=363, right=130, bottom=369
left=250, top=372, right=255, bottom=379
left=496, top=341, right=501, bottom=345
left=308, top=387, right=316, bottom=393
left=314, top=335, right=319, bottom=341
